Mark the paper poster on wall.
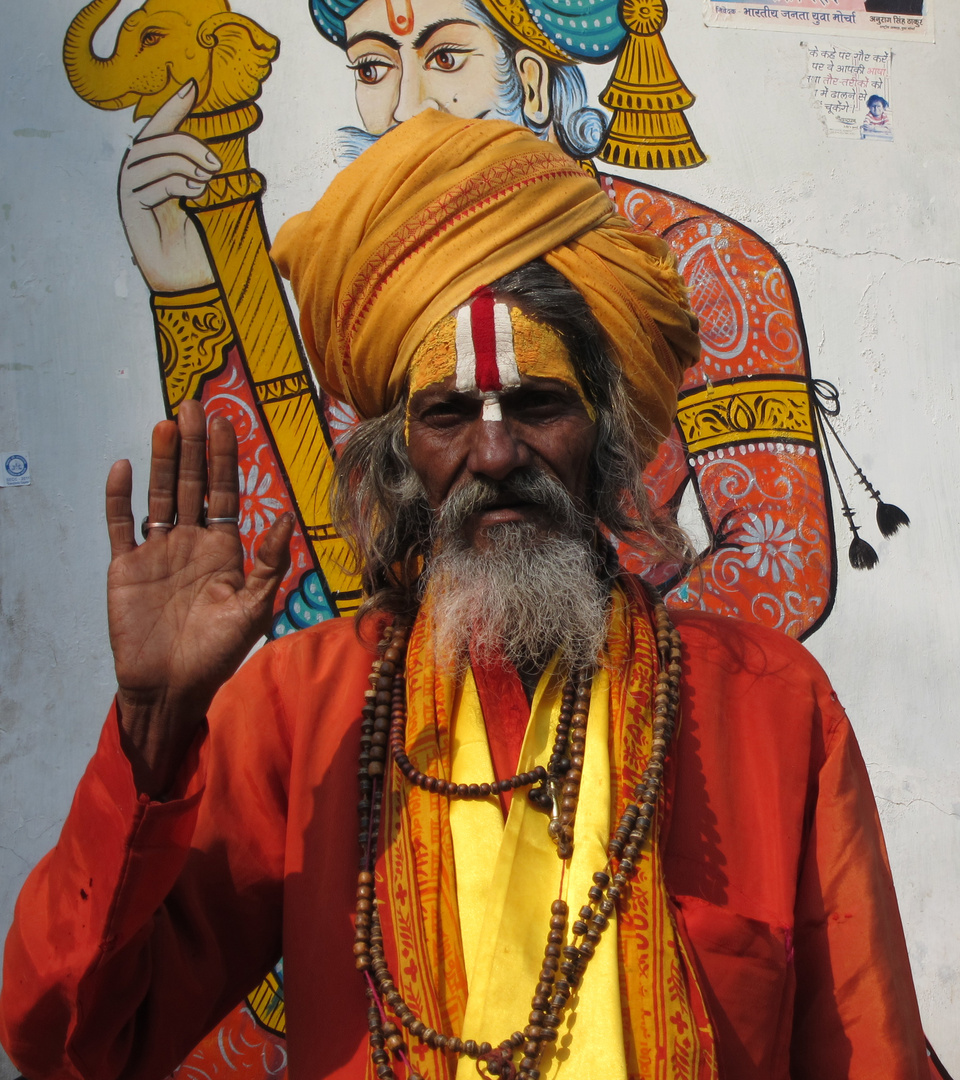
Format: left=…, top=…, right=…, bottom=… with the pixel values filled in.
left=0, top=452, right=31, bottom=487
left=804, top=41, right=893, bottom=138
left=704, top=1, right=933, bottom=41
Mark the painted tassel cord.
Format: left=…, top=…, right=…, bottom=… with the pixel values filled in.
left=812, top=378, right=909, bottom=568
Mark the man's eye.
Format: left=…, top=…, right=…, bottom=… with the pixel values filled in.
left=425, top=48, right=470, bottom=73
left=509, top=394, right=568, bottom=419
left=424, top=406, right=466, bottom=422
left=417, top=400, right=477, bottom=426
left=347, top=58, right=393, bottom=85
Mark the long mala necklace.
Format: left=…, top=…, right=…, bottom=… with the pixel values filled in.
left=353, top=601, right=682, bottom=1080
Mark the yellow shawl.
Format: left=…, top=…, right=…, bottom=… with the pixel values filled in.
left=374, top=584, right=718, bottom=1079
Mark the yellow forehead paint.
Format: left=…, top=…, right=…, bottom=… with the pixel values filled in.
left=407, top=293, right=595, bottom=438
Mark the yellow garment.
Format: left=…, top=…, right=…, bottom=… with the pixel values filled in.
left=271, top=111, right=700, bottom=462
left=375, top=584, right=719, bottom=1080
left=449, top=662, right=626, bottom=1080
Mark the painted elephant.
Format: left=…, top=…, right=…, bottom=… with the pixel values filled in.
left=63, top=0, right=278, bottom=118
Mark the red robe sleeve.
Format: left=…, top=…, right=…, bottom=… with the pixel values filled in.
left=0, top=640, right=294, bottom=1080
left=789, top=709, right=928, bottom=1078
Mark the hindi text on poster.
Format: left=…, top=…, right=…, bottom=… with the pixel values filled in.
left=704, top=0, right=934, bottom=41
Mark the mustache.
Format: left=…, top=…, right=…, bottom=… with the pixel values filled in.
left=431, top=470, right=593, bottom=542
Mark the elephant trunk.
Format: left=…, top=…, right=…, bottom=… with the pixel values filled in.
left=63, top=0, right=138, bottom=110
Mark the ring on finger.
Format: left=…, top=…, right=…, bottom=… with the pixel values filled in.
left=141, top=516, right=176, bottom=539
left=206, top=516, right=240, bottom=526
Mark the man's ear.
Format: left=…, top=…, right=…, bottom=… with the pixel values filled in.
left=515, top=50, right=550, bottom=126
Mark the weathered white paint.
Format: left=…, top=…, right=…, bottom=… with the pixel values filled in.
left=0, top=1, right=957, bottom=1074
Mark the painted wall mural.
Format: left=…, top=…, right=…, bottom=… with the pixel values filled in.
left=57, top=0, right=918, bottom=1074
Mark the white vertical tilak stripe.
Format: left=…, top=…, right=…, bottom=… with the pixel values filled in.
left=493, top=301, right=521, bottom=388
left=481, top=395, right=503, bottom=421
left=455, top=304, right=477, bottom=392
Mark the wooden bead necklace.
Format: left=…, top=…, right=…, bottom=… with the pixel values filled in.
left=354, top=601, right=682, bottom=1080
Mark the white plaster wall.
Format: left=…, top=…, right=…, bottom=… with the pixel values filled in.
left=1, top=0, right=957, bottom=1074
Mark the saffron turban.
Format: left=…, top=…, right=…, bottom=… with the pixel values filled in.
left=272, top=110, right=700, bottom=458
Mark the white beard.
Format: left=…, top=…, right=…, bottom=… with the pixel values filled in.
left=422, top=521, right=610, bottom=676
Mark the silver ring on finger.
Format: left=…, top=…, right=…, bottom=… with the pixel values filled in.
left=141, top=516, right=175, bottom=539
left=206, top=516, right=240, bottom=526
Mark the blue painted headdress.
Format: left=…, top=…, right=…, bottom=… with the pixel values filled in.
left=308, top=0, right=627, bottom=59
left=522, top=0, right=627, bottom=61
left=310, top=0, right=357, bottom=47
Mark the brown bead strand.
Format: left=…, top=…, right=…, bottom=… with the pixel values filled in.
left=390, top=688, right=548, bottom=800
left=535, top=605, right=683, bottom=1062
left=553, top=679, right=590, bottom=859
left=355, top=623, right=413, bottom=1079
left=607, top=607, right=680, bottom=867
left=367, top=983, right=399, bottom=1080
left=547, top=681, right=576, bottom=777
left=527, top=680, right=578, bottom=815
left=528, top=670, right=592, bottom=861
left=510, top=898, right=570, bottom=1079
left=354, top=603, right=682, bottom=1080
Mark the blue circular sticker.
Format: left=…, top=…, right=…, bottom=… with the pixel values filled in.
left=4, top=454, right=27, bottom=477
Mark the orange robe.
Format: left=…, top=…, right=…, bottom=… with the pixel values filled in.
left=0, top=607, right=928, bottom=1079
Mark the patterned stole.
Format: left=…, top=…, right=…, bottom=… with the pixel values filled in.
left=373, top=583, right=718, bottom=1080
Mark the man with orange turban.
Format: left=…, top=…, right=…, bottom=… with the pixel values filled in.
left=0, top=114, right=928, bottom=1080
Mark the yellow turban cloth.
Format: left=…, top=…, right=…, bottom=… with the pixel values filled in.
left=272, top=109, right=700, bottom=459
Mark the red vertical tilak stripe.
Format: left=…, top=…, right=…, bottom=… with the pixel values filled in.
left=470, top=289, right=501, bottom=392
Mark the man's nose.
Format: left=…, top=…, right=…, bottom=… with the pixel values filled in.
left=465, top=418, right=531, bottom=481
left=393, top=64, right=442, bottom=124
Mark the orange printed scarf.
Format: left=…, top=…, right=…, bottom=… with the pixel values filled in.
left=373, top=582, right=717, bottom=1080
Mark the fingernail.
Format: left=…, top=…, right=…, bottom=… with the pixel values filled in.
left=205, top=151, right=221, bottom=168
left=195, top=166, right=213, bottom=178
left=178, top=80, right=195, bottom=98
left=186, top=179, right=204, bottom=191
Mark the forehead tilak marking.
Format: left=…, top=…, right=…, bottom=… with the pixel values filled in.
left=455, top=290, right=521, bottom=421
left=386, top=0, right=415, bottom=35
left=404, top=296, right=595, bottom=432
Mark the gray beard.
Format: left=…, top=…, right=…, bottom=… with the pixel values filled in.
left=420, top=474, right=610, bottom=675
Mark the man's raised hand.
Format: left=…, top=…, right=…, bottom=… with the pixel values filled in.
left=118, top=81, right=220, bottom=292
left=105, top=400, right=293, bottom=797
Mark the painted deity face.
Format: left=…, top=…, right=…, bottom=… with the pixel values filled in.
left=344, top=0, right=506, bottom=134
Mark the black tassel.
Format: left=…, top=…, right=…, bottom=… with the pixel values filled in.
left=812, top=379, right=910, bottom=560
left=876, top=501, right=910, bottom=538
left=848, top=534, right=879, bottom=570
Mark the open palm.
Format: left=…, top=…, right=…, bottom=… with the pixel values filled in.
left=105, top=400, right=292, bottom=794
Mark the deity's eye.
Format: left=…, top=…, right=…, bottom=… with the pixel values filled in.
left=424, top=47, right=471, bottom=74
left=347, top=56, right=394, bottom=86
left=140, top=28, right=164, bottom=48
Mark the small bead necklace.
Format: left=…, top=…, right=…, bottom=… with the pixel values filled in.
left=390, top=656, right=592, bottom=859
left=354, top=601, right=681, bottom=1080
